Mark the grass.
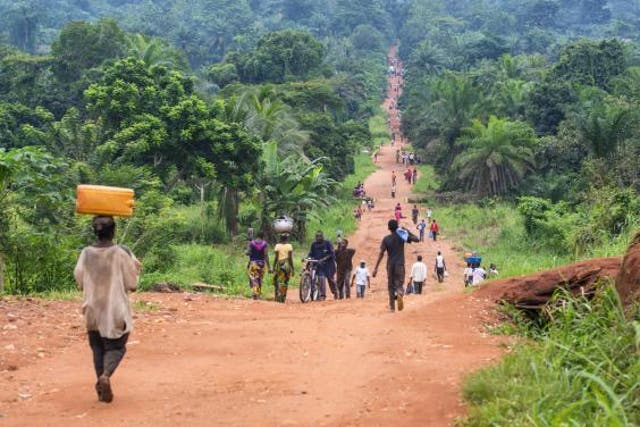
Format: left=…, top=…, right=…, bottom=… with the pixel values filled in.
left=460, top=284, right=640, bottom=426
left=368, top=108, right=390, bottom=149
left=414, top=164, right=440, bottom=194
left=33, top=289, right=80, bottom=300
left=435, top=203, right=573, bottom=278
left=132, top=300, right=160, bottom=312
left=139, top=243, right=251, bottom=296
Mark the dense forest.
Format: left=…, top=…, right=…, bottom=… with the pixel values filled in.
left=2, top=0, right=640, bottom=295
left=398, top=0, right=640, bottom=259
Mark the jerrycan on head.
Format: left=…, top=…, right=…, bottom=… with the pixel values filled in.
left=76, top=185, right=135, bottom=217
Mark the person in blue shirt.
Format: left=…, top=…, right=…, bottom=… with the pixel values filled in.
left=417, top=219, right=426, bottom=242
left=307, top=231, right=337, bottom=300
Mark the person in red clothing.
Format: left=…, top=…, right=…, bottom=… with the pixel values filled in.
left=429, top=219, right=439, bottom=241
left=404, top=168, right=412, bottom=183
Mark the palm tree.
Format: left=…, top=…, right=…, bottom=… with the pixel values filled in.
left=125, top=33, right=188, bottom=70
left=408, top=40, right=449, bottom=75
left=258, top=141, right=336, bottom=241
left=574, top=102, right=635, bottom=160
left=452, top=116, right=537, bottom=197
left=492, top=79, right=533, bottom=119
left=227, top=88, right=310, bottom=157
left=430, top=72, right=484, bottom=164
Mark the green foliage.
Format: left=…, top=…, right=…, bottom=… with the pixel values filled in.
left=462, top=284, right=640, bottom=426
left=226, top=30, right=325, bottom=84
left=552, top=39, right=626, bottom=90
left=258, top=140, right=337, bottom=241
left=207, top=63, right=239, bottom=88
left=51, top=19, right=127, bottom=83
left=451, top=116, right=538, bottom=197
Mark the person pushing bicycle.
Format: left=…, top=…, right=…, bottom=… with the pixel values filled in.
left=307, top=231, right=337, bottom=300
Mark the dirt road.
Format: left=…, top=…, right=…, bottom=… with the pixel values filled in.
left=0, top=48, right=504, bottom=427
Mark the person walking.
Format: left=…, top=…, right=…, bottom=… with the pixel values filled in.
left=417, top=219, right=426, bottom=242
left=74, top=216, right=141, bottom=403
left=307, top=231, right=337, bottom=300
left=411, top=204, right=419, bottom=225
left=273, top=234, right=294, bottom=303
left=434, top=251, right=447, bottom=283
left=391, top=183, right=396, bottom=199
left=246, top=232, right=270, bottom=300
left=409, top=255, right=428, bottom=294
left=372, top=219, right=420, bottom=312
left=430, top=219, right=439, bottom=241
left=335, top=239, right=356, bottom=299
left=351, top=260, right=371, bottom=298
left=426, top=207, right=433, bottom=223
left=412, top=168, right=418, bottom=184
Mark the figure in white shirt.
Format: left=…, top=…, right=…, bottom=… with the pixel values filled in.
left=472, top=265, right=487, bottom=286
left=351, top=260, right=371, bottom=298
left=409, top=255, right=428, bottom=294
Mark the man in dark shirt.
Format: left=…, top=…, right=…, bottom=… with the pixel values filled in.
left=307, top=231, right=337, bottom=300
left=373, top=219, right=420, bottom=312
left=335, top=239, right=356, bottom=299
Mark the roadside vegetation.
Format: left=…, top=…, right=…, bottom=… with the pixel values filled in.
left=461, top=284, right=640, bottom=426
left=0, top=3, right=393, bottom=295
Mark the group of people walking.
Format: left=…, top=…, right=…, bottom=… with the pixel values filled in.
left=245, top=230, right=373, bottom=303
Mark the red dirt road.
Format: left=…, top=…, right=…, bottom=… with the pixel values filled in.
left=0, top=48, right=505, bottom=426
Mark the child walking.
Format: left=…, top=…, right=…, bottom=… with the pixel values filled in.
left=351, top=260, right=371, bottom=298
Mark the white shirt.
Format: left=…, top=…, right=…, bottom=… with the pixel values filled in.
left=426, top=209, right=432, bottom=218
left=354, top=267, right=369, bottom=286
left=411, top=262, right=427, bottom=282
left=464, top=267, right=473, bottom=278
left=473, top=268, right=486, bottom=285
left=436, top=255, right=445, bottom=268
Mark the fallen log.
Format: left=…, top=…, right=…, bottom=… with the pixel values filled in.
left=149, top=282, right=182, bottom=293
left=192, top=282, right=225, bottom=292
left=475, top=257, right=622, bottom=310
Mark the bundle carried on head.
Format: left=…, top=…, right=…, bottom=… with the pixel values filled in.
left=76, top=185, right=135, bottom=217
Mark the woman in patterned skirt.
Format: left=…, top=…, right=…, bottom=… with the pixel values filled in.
left=273, top=234, right=294, bottom=303
left=246, top=232, right=270, bottom=300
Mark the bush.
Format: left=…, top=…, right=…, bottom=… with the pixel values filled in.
left=4, top=230, right=80, bottom=294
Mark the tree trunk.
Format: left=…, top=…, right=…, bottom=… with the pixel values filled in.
left=0, top=253, right=4, bottom=293
left=224, top=187, right=239, bottom=236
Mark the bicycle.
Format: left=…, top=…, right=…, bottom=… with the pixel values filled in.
left=299, top=259, right=321, bottom=303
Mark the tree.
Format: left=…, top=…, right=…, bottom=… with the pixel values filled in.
left=226, top=88, right=310, bottom=156
left=574, top=101, right=636, bottom=160
left=125, top=33, right=189, bottom=70
left=434, top=73, right=484, bottom=143
left=408, top=41, right=449, bottom=75
left=207, top=63, right=239, bottom=88
left=551, top=39, right=625, bottom=90
left=299, top=112, right=357, bottom=181
left=258, top=141, right=336, bottom=241
left=452, top=116, right=538, bottom=197
left=51, top=19, right=127, bottom=83
left=228, top=30, right=325, bottom=83
left=526, top=79, right=576, bottom=135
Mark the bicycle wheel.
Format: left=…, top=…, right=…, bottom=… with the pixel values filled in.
left=299, top=272, right=312, bottom=303
left=311, top=274, right=320, bottom=301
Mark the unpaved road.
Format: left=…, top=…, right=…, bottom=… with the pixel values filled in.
left=0, top=48, right=505, bottom=427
